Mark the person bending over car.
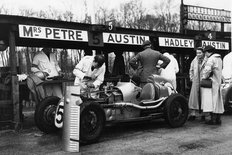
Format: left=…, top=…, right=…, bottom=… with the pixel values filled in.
left=73, top=54, right=106, bottom=97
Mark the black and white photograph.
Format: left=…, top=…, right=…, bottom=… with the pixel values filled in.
left=0, top=0, right=231, bottom=154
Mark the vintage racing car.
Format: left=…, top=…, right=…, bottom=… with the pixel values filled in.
left=222, top=80, right=232, bottom=111
left=34, top=75, right=188, bottom=144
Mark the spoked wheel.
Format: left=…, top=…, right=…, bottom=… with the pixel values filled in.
left=34, top=96, right=60, bottom=133
left=164, top=94, right=188, bottom=128
left=80, top=102, right=105, bottom=144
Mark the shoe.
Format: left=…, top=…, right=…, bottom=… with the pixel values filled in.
left=205, top=120, right=216, bottom=125
left=188, top=116, right=196, bottom=121
left=216, top=119, right=222, bottom=125
left=216, top=114, right=222, bottom=125
left=200, top=116, right=205, bottom=121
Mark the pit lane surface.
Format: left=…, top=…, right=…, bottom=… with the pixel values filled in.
left=1, top=112, right=232, bottom=155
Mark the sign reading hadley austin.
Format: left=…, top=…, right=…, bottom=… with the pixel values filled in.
left=103, top=32, right=149, bottom=45
left=18, top=24, right=88, bottom=42
left=159, top=37, right=229, bottom=50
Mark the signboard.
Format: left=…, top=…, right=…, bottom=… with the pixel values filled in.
left=103, top=32, right=149, bottom=45
left=106, top=19, right=116, bottom=31
left=19, top=24, right=88, bottom=42
left=183, top=5, right=231, bottom=23
left=202, top=40, right=229, bottom=50
left=88, top=31, right=104, bottom=47
left=159, top=37, right=194, bottom=48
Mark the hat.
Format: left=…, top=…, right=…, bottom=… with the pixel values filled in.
left=196, top=47, right=203, bottom=51
left=203, top=45, right=215, bottom=52
left=141, top=40, right=151, bottom=48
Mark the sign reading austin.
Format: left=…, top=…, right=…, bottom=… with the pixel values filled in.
left=19, top=24, right=88, bottom=42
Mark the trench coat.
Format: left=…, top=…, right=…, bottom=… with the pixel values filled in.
left=188, top=56, right=204, bottom=110
left=129, top=48, right=170, bottom=83
left=201, top=53, right=224, bottom=114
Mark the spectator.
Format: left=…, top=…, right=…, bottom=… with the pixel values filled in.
left=188, top=47, right=205, bottom=121
left=201, top=45, right=224, bottom=125
left=31, top=48, right=63, bottom=98
left=159, top=52, right=179, bottom=90
left=129, top=40, right=170, bottom=87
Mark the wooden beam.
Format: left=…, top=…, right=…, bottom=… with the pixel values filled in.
left=9, top=29, right=21, bottom=130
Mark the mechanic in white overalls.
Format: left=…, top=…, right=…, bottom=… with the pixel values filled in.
left=31, top=48, right=63, bottom=98
left=73, top=55, right=106, bottom=98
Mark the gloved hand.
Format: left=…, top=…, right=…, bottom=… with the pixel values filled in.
left=83, top=76, right=92, bottom=80
left=86, top=83, right=95, bottom=88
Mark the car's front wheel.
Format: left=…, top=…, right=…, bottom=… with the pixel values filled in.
left=80, top=102, right=105, bottom=144
left=34, top=96, right=60, bottom=133
left=164, top=94, right=188, bottom=128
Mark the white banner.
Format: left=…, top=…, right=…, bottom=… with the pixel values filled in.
left=19, top=24, right=88, bottom=42
left=202, top=40, right=229, bottom=50
left=103, top=32, right=149, bottom=45
left=159, top=37, right=194, bottom=48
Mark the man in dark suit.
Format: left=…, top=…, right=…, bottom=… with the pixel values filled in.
left=129, top=40, right=170, bottom=86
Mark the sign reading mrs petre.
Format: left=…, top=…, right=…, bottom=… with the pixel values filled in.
left=19, top=24, right=88, bottom=42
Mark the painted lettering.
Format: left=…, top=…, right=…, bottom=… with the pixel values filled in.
left=170, top=39, right=174, bottom=46
left=45, top=28, right=52, bottom=38
left=130, top=35, right=135, bottom=44
left=53, top=28, right=60, bottom=39
left=164, top=38, right=169, bottom=46
left=76, top=31, right=82, bottom=40
left=23, top=26, right=33, bottom=37
left=68, top=30, right=74, bottom=40
left=159, top=37, right=194, bottom=48
left=140, top=36, right=146, bottom=44
left=60, top=29, right=67, bottom=39
left=115, top=34, right=122, bottom=43
left=175, top=39, right=179, bottom=46
left=124, top=35, right=129, bottom=43
left=19, top=24, right=88, bottom=42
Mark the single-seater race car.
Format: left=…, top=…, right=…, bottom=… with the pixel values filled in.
left=222, top=80, right=232, bottom=111
left=34, top=75, right=188, bottom=144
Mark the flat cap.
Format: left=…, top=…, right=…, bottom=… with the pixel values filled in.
left=141, top=40, right=151, bottom=48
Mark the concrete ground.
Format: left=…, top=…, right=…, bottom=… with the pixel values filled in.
left=1, top=111, right=232, bottom=155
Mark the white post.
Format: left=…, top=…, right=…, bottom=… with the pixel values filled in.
left=63, top=86, right=81, bottom=152
left=90, top=0, right=96, bottom=56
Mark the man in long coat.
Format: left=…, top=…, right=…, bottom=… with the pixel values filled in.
left=188, top=47, right=205, bottom=120
left=129, top=40, right=170, bottom=87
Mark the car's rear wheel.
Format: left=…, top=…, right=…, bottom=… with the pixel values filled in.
left=80, top=102, right=105, bottom=144
left=164, top=94, right=188, bottom=128
left=34, top=96, right=60, bottom=133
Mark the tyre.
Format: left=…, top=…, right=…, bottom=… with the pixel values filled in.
left=225, top=86, right=232, bottom=112
left=164, top=94, right=188, bottom=128
left=34, top=96, right=60, bottom=133
left=80, top=102, right=105, bottom=144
